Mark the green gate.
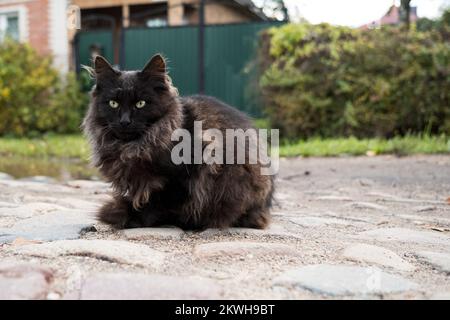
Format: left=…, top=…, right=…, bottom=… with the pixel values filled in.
left=76, top=30, right=114, bottom=69
left=124, top=26, right=199, bottom=95
left=76, top=22, right=282, bottom=116
left=204, top=23, right=281, bottom=116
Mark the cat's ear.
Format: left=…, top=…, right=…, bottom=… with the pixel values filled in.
left=94, top=55, right=118, bottom=77
left=141, top=54, right=166, bottom=75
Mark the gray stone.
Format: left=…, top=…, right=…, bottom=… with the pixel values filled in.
left=323, top=214, right=376, bottom=224
left=0, top=180, right=75, bottom=193
left=77, top=273, right=223, bottom=300
left=22, top=196, right=101, bottom=211
left=367, top=192, right=402, bottom=200
left=271, top=210, right=293, bottom=217
left=273, top=264, right=418, bottom=296
left=0, top=234, right=22, bottom=243
left=194, top=241, right=297, bottom=259
left=121, top=227, right=185, bottom=240
left=0, top=263, right=53, bottom=300
left=64, top=180, right=110, bottom=195
left=397, top=215, right=450, bottom=227
left=231, top=224, right=291, bottom=236
left=357, top=179, right=375, bottom=187
left=357, top=228, right=450, bottom=247
left=0, top=206, right=32, bottom=219
left=59, top=198, right=101, bottom=211
left=345, top=202, right=387, bottom=211
left=0, top=172, right=14, bottom=180
left=15, top=240, right=166, bottom=268
left=0, top=202, right=72, bottom=219
left=0, top=210, right=97, bottom=244
left=289, top=216, right=351, bottom=227
left=430, top=292, right=450, bottom=300
left=46, top=292, right=62, bottom=300
left=0, top=201, right=19, bottom=208
left=19, top=176, right=56, bottom=184
left=233, top=224, right=301, bottom=238
left=274, top=192, right=292, bottom=201
left=343, top=243, right=415, bottom=271
left=198, top=224, right=299, bottom=238
left=316, top=196, right=352, bottom=201
left=413, top=205, right=436, bottom=212
left=415, top=251, right=450, bottom=273
left=65, top=180, right=110, bottom=190
left=367, top=192, right=444, bottom=205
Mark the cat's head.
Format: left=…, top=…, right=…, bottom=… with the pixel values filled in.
left=85, top=54, right=179, bottom=142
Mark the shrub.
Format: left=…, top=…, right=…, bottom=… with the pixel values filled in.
left=45, top=72, right=88, bottom=134
left=0, top=39, right=87, bottom=137
left=259, top=23, right=450, bottom=139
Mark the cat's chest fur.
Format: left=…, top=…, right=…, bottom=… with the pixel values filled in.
left=100, top=152, right=169, bottom=209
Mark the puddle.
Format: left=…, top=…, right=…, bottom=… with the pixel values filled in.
left=0, top=156, right=100, bottom=181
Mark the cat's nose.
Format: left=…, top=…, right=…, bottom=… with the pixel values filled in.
left=120, top=119, right=131, bottom=127
left=120, top=114, right=132, bottom=127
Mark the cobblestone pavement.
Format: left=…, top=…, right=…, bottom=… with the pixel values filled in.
left=0, top=156, right=449, bottom=300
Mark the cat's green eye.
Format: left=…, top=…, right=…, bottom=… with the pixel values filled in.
left=136, top=100, right=146, bottom=109
left=109, top=100, right=119, bottom=109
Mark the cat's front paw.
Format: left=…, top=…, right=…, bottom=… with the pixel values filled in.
left=97, top=198, right=132, bottom=229
left=123, top=209, right=165, bottom=229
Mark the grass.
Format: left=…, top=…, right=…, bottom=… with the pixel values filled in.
left=0, top=134, right=448, bottom=160
left=279, top=135, right=450, bottom=157
left=0, top=134, right=90, bottom=160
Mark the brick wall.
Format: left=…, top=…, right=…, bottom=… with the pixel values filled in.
left=0, top=0, right=50, bottom=55
left=168, top=0, right=259, bottom=26
left=28, top=0, right=50, bottom=54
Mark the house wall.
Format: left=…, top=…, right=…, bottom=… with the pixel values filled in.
left=0, top=0, right=50, bottom=54
left=0, top=0, right=69, bottom=71
left=167, top=0, right=185, bottom=26
left=362, top=5, right=420, bottom=29
left=73, top=0, right=259, bottom=26
left=380, top=5, right=401, bottom=25
left=205, top=3, right=254, bottom=25
left=72, top=0, right=160, bottom=10
left=169, top=0, right=257, bottom=26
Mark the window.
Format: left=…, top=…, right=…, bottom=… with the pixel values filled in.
left=0, top=11, right=20, bottom=41
left=146, top=18, right=168, bottom=28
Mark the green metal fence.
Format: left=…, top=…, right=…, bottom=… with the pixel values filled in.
left=76, top=30, right=114, bottom=69
left=76, top=22, right=282, bottom=116
left=203, top=23, right=281, bottom=116
left=124, top=26, right=200, bottom=95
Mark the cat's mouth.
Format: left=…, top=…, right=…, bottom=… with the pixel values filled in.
left=112, top=128, right=142, bottom=142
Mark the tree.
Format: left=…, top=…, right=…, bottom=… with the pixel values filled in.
left=442, top=8, right=450, bottom=27
left=416, top=8, right=450, bottom=32
left=400, top=0, right=412, bottom=29
left=416, top=17, right=438, bottom=32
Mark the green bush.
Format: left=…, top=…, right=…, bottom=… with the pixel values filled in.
left=0, top=39, right=87, bottom=137
left=418, top=8, right=450, bottom=33
left=259, top=23, right=450, bottom=139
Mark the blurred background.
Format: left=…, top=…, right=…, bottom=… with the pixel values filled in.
left=0, top=0, right=449, bottom=181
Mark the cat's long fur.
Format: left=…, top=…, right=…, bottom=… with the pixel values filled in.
left=83, top=55, right=274, bottom=230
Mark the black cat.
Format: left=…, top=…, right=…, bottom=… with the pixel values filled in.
left=83, top=55, right=274, bottom=230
